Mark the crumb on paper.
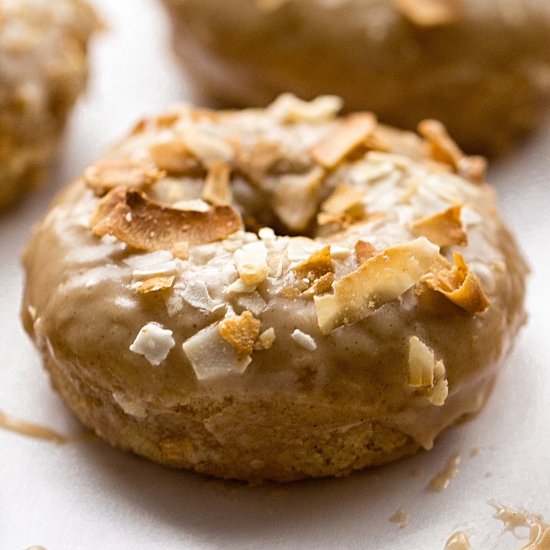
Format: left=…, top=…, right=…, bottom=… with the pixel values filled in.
left=389, top=508, right=410, bottom=528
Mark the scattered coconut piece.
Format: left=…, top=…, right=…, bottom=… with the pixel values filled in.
left=131, top=275, right=175, bottom=294
left=310, top=113, right=377, bottom=169
left=180, top=280, right=223, bottom=312
left=254, top=327, right=276, bottom=350
left=314, top=237, right=439, bottom=334
left=148, top=139, right=201, bottom=174
left=182, top=322, right=251, bottom=381
left=355, top=240, right=377, bottom=264
left=225, top=277, right=258, bottom=295
left=202, top=161, right=232, bottom=205
left=408, top=336, right=448, bottom=406
left=83, top=157, right=165, bottom=196
left=418, top=119, right=487, bottom=184
left=273, top=166, right=325, bottom=232
left=234, top=240, right=269, bottom=286
left=318, top=183, right=368, bottom=226
left=393, top=0, right=464, bottom=27
left=291, top=329, right=317, bottom=351
left=235, top=291, right=267, bottom=316
left=219, top=310, right=261, bottom=357
left=129, top=252, right=177, bottom=294
left=422, top=253, right=490, bottom=314
left=129, top=322, right=175, bottom=366
left=267, top=93, right=343, bottom=123
left=126, top=251, right=177, bottom=276
left=411, top=204, right=467, bottom=247
left=90, top=188, right=242, bottom=251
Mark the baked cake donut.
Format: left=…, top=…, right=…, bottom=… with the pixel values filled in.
left=0, top=0, right=98, bottom=209
left=161, top=0, right=550, bottom=156
left=21, top=95, right=528, bottom=482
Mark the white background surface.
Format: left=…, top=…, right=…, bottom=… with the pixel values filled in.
left=1, top=1, right=549, bottom=548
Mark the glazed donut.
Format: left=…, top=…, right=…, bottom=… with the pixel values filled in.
left=22, top=95, right=528, bottom=482
left=0, top=0, right=98, bottom=209
left=161, top=0, right=550, bottom=156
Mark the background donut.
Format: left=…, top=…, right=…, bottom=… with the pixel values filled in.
left=161, top=0, right=550, bottom=156
left=0, top=0, right=98, bottom=210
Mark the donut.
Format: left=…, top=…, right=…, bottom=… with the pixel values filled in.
left=161, top=0, right=550, bottom=156
left=21, top=95, right=528, bottom=482
left=0, top=0, right=98, bottom=209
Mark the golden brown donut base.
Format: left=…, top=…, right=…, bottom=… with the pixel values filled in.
left=40, top=344, right=504, bottom=482
left=21, top=98, right=527, bottom=482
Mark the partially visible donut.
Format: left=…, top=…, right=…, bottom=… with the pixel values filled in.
left=22, top=95, right=528, bottom=482
left=0, top=0, right=98, bottom=209
left=161, top=0, right=550, bottom=156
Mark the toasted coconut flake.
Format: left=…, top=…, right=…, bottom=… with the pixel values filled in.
left=411, top=204, right=467, bottom=247
left=273, top=166, right=325, bottom=232
left=408, top=336, right=436, bottom=387
left=314, top=237, right=439, bottom=334
left=293, top=246, right=333, bottom=282
left=183, top=323, right=251, bottom=381
left=393, top=0, right=464, bottom=27
left=418, top=119, right=487, bottom=184
left=172, top=241, right=190, bottom=260
left=132, top=275, right=175, bottom=294
left=181, top=127, right=234, bottom=166
left=310, top=272, right=335, bottom=295
left=267, top=93, right=343, bottom=123
left=234, top=241, right=269, bottom=286
left=355, top=240, right=377, bottom=264
left=318, top=184, right=368, bottom=226
left=408, top=336, right=448, bottom=406
left=254, top=327, right=276, bottom=350
left=236, top=139, right=286, bottom=186
left=294, top=246, right=335, bottom=295
left=286, top=237, right=325, bottom=262
left=90, top=188, right=242, bottom=251
left=172, top=199, right=210, bottom=212
left=310, top=113, right=377, bottom=169
left=281, top=285, right=302, bottom=300
left=456, top=155, right=488, bottom=185
left=219, top=311, right=261, bottom=357
left=149, top=139, right=201, bottom=174
left=422, top=252, right=490, bottom=314
left=367, top=125, right=430, bottom=161
left=202, top=161, right=232, bottom=205
left=84, top=157, right=165, bottom=197
left=429, top=377, right=449, bottom=407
